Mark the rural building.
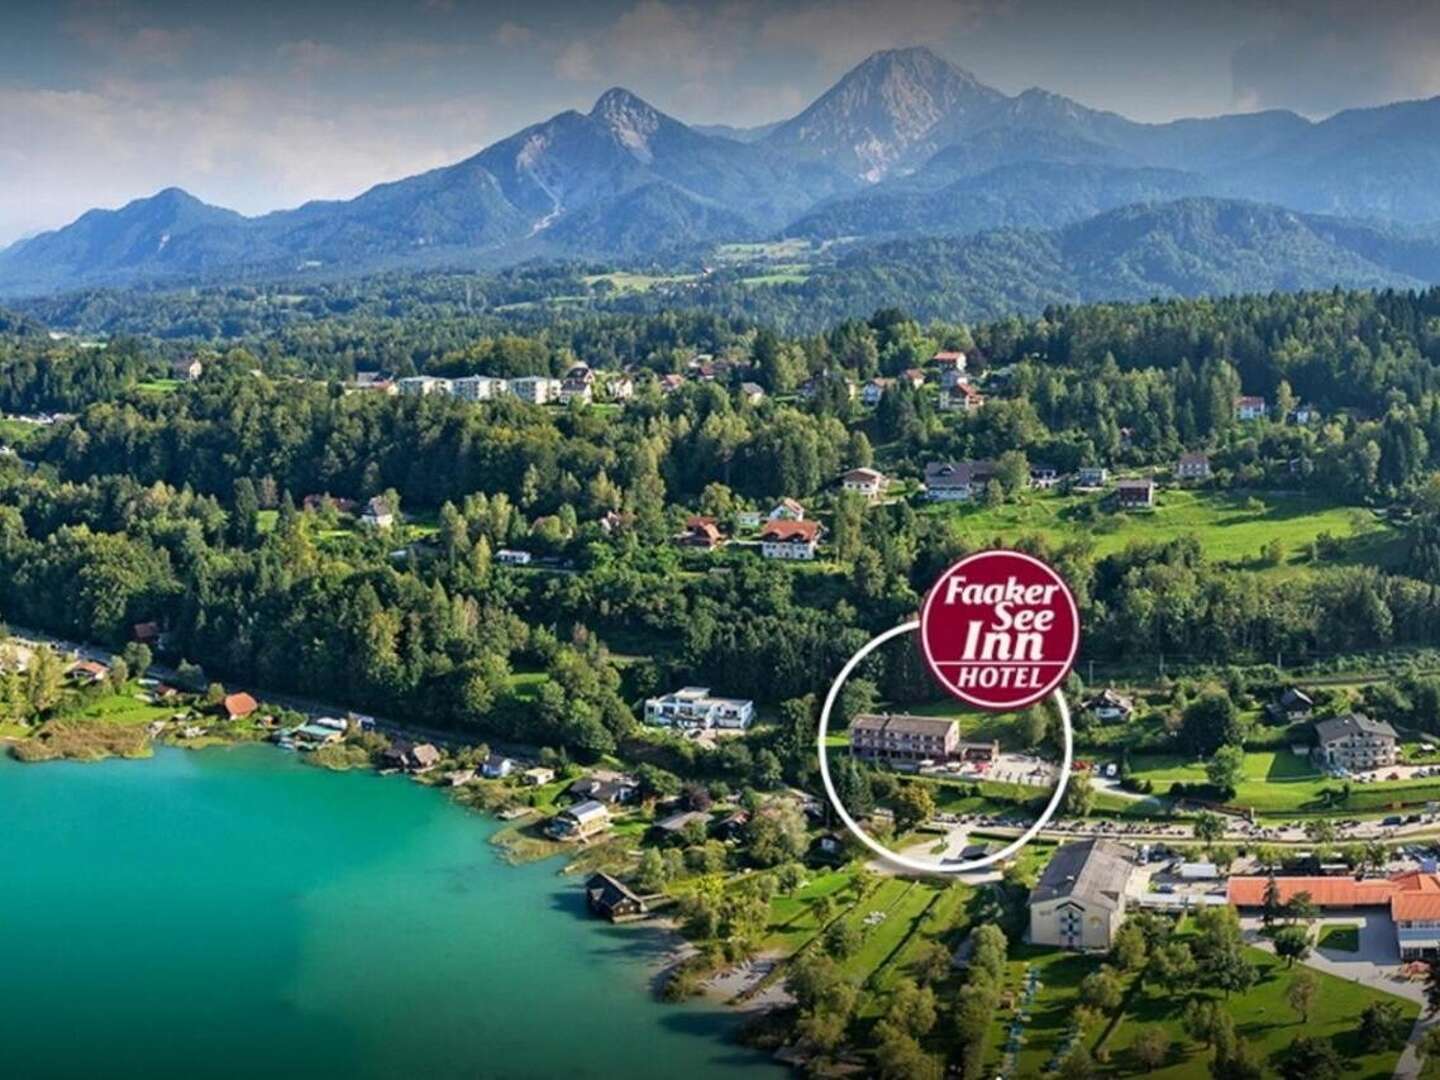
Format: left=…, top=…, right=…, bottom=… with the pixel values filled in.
left=521, top=766, right=555, bottom=786
left=679, top=516, right=723, bottom=549
left=172, top=357, right=204, bottom=381
left=924, top=460, right=996, bottom=502
left=861, top=378, right=893, bottom=406
left=1234, top=395, right=1268, bottom=421
left=301, top=493, right=357, bottom=514
left=1029, top=839, right=1139, bottom=950
left=396, top=375, right=450, bottom=396
left=931, top=350, right=967, bottom=373
left=482, top=754, right=517, bottom=779
left=585, top=872, right=647, bottom=921
left=738, top=382, right=766, bottom=405
left=1029, top=465, right=1060, bottom=489
left=849, top=714, right=959, bottom=764
left=759, top=519, right=821, bottom=560
left=652, top=810, right=711, bottom=839
left=768, top=498, right=805, bottom=521
left=1265, top=687, right=1315, bottom=723
left=900, top=368, right=926, bottom=389
left=360, top=496, right=395, bottom=529
left=939, top=380, right=985, bottom=413
left=841, top=467, right=887, bottom=501
left=1111, top=478, right=1155, bottom=509
left=1083, top=689, right=1134, bottom=721
left=68, top=659, right=108, bottom=684
left=496, top=549, right=532, bottom=566
left=644, top=687, right=755, bottom=731
left=606, top=374, right=635, bottom=401
left=386, top=741, right=442, bottom=774
left=567, top=776, right=640, bottom=804
left=549, top=800, right=611, bottom=841
left=559, top=364, right=595, bottom=404
left=220, top=692, right=259, bottom=720
left=1076, top=466, right=1109, bottom=488
left=1313, top=714, right=1398, bottom=770
left=1177, top=452, right=1212, bottom=481
left=658, top=373, right=685, bottom=395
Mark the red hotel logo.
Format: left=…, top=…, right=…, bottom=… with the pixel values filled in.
left=919, top=550, right=1080, bottom=711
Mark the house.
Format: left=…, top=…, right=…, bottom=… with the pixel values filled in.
left=291, top=721, right=343, bottom=749
left=396, top=375, right=450, bottom=396
left=849, top=714, right=959, bottom=764
left=924, top=460, right=996, bottom=502
left=1265, top=687, right=1315, bottom=723
left=714, top=809, right=750, bottom=841
left=496, top=549, right=532, bottom=566
left=444, top=768, right=477, bottom=786
left=1229, top=872, right=1440, bottom=959
left=759, top=520, right=822, bottom=560
left=1083, top=689, right=1134, bottom=722
left=585, top=871, right=647, bottom=921
left=606, top=374, right=635, bottom=401
left=841, top=467, right=887, bottom=501
left=482, top=754, right=517, bottom=779
left=939, top=380, right=985, bottom=413
left=736, top=510, right=761, bottom=530
left=1111, top=478, right=1155, bottom=509
left=131, top=621, right=161, bottom=647
left=1029, top=465, right=1060, bottom=489
left=768, top=498, right=805, bottom=521
left=679, top=516, right=723, bottom=549
left=931, top=350, right=967, bottom=373
left=360, top=496, right=395, bottom=529
left=522, top=766, right=555, bottom=786
left=386, top=740, right=442, bottom=774
left=450, top=375, right=509, bottom=401
left=738, top=382, right=766, bottom=405
left=1076, top=466, right=1109, bottom=488
left=652, top=810, right=711, bottom=838
left=510, top=376, right=561, bottom=405
left=861, top=378, right=893, bottom=406
left=1234, top=395, right=1268, bottom=421
left=68, top=659, right=109, bottom=684
left=559, top=364, right=595, bottom=404
left=567, top=776, right=640, bottom=805
left=900, top=368, right=926, bottom=390
left=644, top=687, right=755, bottom=731
left=1029, top=839, right=1139, bottom=950
left=549, top=800, right=611, bottom=841
left=1176, top=452, right=1212, bottom=481
left=172, top=357, right=203, bottom=382
left=1314, top=714, right=1398, bottom=770
left=1290, top=404, right=1319, bottom=425
left=220, top=692, right=259, bottom=720
left=658, top=373, right=686, bottom=395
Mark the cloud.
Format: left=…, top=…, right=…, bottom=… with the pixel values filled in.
left=494, top=21, right=532, bottom=48
left=1231, top=2, right=1440, bottom=115
left=554, top=40, right=599, bottom=81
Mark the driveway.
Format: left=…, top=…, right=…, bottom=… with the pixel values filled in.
left=1240, top=911, right=1417, bottom=1001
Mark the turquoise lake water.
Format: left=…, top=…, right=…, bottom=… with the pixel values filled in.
left=0, top=745, right=781, bottom=1079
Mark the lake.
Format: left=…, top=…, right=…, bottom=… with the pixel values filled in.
left=0, top=744, right=781, bottom=1079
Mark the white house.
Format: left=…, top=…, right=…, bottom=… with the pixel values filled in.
left=1177, top=452, right=1212, bottom=481
left=768, top=498, right=805, bottom=521
left=924, top=461, right=995, bottom=502
left=397, top=375, right=451, bottom=396
left=939, top=381, right=985, bottom=413
left=1076, top=466, right=1109, bottom=488
left=759, top=520, right=821, bottom=560
left=1234, top=395, right=1268, bottom=421
left=496, top=549, right=532, bottom=566
left=1029, top=840, right=1139, bottom=950
left=172, top=357, right=204, bottom=382
left=841, top=467, right=887, bottom=501
left=360, top=496, right=395, bottom=529
left=483, top=754, right=517, bottom=779
left=861, top=378, right=893, bottom=406
left=644, top=687, right=756, bottom=731
left=931, top=349, right=967, bottom=374
left=559, top=364, right=595, bottom=404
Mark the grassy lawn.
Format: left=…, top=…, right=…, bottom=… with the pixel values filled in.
left=925, top=488, right=1400, bottom=573
left=581, top=271, right=699, bottom=293
left=1319, top=924, right=1361, bottom=952
left=762, top=868, right=857, bottom=953
left=506, top=671, right=550, bottom=703
left=1107, top=944, right=1416, bottom=1078
left=835, top=878, right=940, bottom=987
left=72, top=685, right=176, bottom=727
left=983, top=944, right=1103, bottom=1076
left=0, top=417, right=42, bottom=447
left=1130, top=748, right=1440, bottom=814
left=134, top=378, right=182, bottom=394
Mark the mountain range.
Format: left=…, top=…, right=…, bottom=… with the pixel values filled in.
left=7, top=46, right=1440, bottom=299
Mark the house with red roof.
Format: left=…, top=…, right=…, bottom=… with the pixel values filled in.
left=759, top=519, right=822, bottom=560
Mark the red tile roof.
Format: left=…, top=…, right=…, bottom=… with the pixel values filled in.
left=760, top=520, right=820, bottom=543
left=1227, top=876, right=1399, bottom=908
left=222, top=692, right=259, bottom=719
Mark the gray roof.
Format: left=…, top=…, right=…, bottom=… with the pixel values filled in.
left=850, top=713, right=958, bottom=739
left=1030, top=839, right=1137, bottom=912
left=1315, top=713, right=1397, bottom=744
left=924, top=460, right=996, bottom=489
left=655, top=810, right=710, bottom=833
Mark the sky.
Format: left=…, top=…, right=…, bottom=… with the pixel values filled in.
left=2, top=0, right=1439, bottom=245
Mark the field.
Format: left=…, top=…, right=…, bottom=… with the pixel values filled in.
left=987, top=939, right=1416, bottom=1078
left=1129, top=749, right=1440, bottom=814
left=925, top=488, right=1400, bottom=572
left=580, top=271, right=699, bottom=294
